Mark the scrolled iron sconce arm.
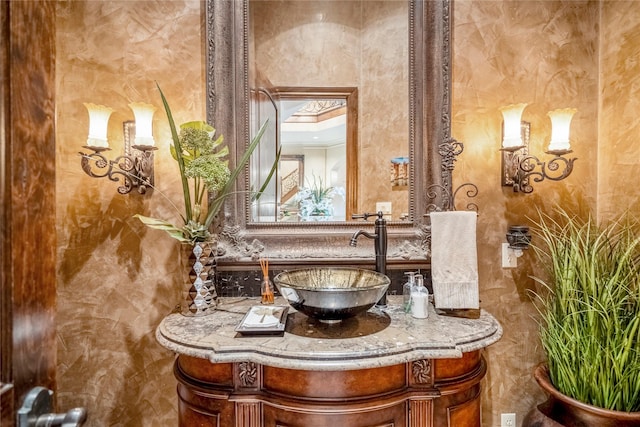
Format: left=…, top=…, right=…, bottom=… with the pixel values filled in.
left=79, top=144, right=157, bottom=195
left=506, top=150, right=577, bottom=194
left=520, top=152, right=577, bottom=181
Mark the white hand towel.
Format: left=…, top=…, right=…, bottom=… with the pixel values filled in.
left=430, top=211, right=479, bottom=309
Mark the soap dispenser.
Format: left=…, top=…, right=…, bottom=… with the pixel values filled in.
left=411, top=274, right=429, bottom=319
left=403, top=271, right=417, bottom=312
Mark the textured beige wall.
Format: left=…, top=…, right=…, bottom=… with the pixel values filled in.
left=55, top=1, right=203, bottom=425
left=359, top=2, right=409, bottom=217
left=452, top=1, right=600, bottom=425
left=598, top=1, right=640, bottom=220
left=54, top=1, right=639, bottom=426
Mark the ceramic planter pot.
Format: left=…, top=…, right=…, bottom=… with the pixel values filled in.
left=523, top=364, right=640, bottom=427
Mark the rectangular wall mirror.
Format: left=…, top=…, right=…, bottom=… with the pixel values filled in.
left=206, top=0, right=453, bottom=262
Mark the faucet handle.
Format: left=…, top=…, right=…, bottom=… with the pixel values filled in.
left=351, top=212, right=383, bottom=221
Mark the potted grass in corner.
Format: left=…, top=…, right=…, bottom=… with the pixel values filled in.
left=523, top=209, right=640, bottom=427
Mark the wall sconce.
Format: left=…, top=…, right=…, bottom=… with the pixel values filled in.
left=500, top=103, right=578, bottom=193
left=79, top=102, right=157, bottom=194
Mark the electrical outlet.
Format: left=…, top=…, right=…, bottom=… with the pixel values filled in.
left=376, top=202, right=392, bottom=215
left=501, top=413, right=516, bottom=427
left=501, top=243, right=518, bottom=268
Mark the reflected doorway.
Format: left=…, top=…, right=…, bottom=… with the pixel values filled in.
left=250, top=87, right=358, bottom=223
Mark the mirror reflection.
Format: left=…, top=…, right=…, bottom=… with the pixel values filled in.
left=248, top=0, right=410, bottom=223
left=251, top=89, right=355, bottom=222
left=280, top=96, right=347, bottom=222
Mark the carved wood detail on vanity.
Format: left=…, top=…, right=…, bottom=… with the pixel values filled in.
left=236, top=361, right=260, bottom=389
left=410, top=359, right=433, bottom=385
left=237, top=402, right=262, bottom=426
left=410, top=399, right=433, bottom=427
left=174, top=351, right=486, bottom=427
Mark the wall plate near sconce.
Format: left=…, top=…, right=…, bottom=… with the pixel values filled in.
left=79, top=102, right=157, bottom=195
left=499, top=103, right=578, bottom=193
left=502, top=225, right=531, bottom=268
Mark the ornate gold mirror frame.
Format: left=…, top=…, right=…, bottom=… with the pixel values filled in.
left=206, top=0, right=457, bottom=263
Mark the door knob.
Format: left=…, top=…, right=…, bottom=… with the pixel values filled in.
left=18, top=387, right=87, bottom=427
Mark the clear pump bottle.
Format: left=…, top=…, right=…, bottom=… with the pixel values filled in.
left=411, top=274, right=429, bottom=319
left=403, top=271, right=417, bottom=312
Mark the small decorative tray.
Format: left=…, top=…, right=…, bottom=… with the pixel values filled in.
left=235, top=305, right=289, bottom=336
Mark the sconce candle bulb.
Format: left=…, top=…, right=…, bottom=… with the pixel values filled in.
left=129, top=102, right=156, bottom=147
left=500, top=103, right=528, bottom=150
left=547, top=108, right=577, bottom=154
left=84, top=103, right=113, bottom=148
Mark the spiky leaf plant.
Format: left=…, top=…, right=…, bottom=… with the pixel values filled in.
left=531, top=209, right=640, bottom=412
left=135, top=84, right=273, bottom=243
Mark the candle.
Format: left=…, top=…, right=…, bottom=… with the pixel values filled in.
left=547, top=108, right=577, bottom=153
left=500, top=103, right=528, bottom=149
left=129, top=102, right=156, bottom=147
left=84, top=103, right=113, bottom=148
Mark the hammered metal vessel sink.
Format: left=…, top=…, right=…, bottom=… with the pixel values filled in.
left=273, top=267, right=390, bottom=323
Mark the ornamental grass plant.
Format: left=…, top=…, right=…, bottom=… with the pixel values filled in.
left=531, top=209, right=640, bottom=412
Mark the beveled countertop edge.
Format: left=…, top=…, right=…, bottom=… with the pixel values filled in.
left=156, top=326, right=467, bottom=370
left=155, top=297, right=504, bottom=371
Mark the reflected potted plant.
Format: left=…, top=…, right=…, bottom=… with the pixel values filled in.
left=524, top=208, right=640, bottom=426
left=294, top=175, right=344, bottom=221
left=135, top=84, right=270, bottom=316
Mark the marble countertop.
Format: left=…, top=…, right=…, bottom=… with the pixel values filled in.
left=156, top=296, right=503, bottom=371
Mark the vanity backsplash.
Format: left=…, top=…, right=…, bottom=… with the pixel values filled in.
left=215, top=268, right=432, bottom=298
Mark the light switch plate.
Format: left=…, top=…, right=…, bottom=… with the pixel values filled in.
left=376, top=202, right=392, bottom=215
left=502, top=243, right=518, bottom=268
left=501, top=413, right=516, bottom=427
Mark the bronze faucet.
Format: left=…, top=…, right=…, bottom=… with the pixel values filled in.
left=349, top=211, right=388, bottom=307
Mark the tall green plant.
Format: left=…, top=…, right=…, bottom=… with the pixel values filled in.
left=531, top=209, right=640, bottom=412
left=135, top=84, right=272, bottom=243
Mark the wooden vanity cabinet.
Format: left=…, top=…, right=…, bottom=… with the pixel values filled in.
left=174, top=350, right=486, bottom=427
